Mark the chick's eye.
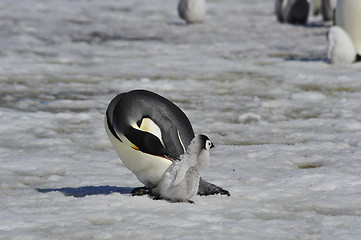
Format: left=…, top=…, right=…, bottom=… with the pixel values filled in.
left=205, top=140, right=212, bottom=150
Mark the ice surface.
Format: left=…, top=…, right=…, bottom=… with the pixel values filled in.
left=1, top=0, right=361, bottom=239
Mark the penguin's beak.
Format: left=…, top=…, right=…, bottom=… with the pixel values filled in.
left=210, top=142, right=215, bottom=149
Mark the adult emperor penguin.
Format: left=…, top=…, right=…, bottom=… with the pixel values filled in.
left=152, top=135, right=214, bottom=203
left=178, top=0, right=205, bottom=24
left=275, top=0, right=310, bottom=24
left=105, top=89, right=229, bottom=196
left=327, top=0, right=361, bottom=64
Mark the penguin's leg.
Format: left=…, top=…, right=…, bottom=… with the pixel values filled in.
left=131, top=187, right=151, bottom=196
left=197, top=178, right=230, bottom=196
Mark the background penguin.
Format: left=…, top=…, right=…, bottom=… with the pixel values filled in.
left=152, top=135, right=214, bottom=203
left=321, top=0, right=337, bottom=22
left=178, top=0, right=205, bottom=24
left=275, top=0, right=310, bottom=24
left=105, top=89, right=229, bottom=196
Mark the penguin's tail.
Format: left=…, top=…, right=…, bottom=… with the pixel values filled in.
left=197, top=178, right=230, bottom=196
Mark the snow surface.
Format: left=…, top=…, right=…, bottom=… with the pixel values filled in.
left=1, top=0, right=361, bottom=239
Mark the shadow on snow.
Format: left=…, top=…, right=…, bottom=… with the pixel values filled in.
left=284, top=56, right=328, bottom=62
left=36, top=185, right=135, bottom=198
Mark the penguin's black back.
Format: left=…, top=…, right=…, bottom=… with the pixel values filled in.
left=106, top=89, right=195, bottom=158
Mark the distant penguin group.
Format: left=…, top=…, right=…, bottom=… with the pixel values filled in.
left=275, top=0, right=360, bottom=64
left=105, top=90, right=230, bottom=203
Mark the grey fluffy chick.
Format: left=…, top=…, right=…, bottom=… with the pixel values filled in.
left=152, top=135, right=213, bottom=203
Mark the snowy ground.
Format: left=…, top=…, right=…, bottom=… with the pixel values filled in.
left=1, top=0, right=361, bottom=239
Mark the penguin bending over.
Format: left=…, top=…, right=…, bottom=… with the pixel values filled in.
left=152, top=135, right=213, bottom=203
left=105, top=89, right=229, bottom=197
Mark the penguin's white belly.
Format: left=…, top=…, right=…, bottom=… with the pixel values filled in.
left=328, top=26, right=356, bottom=64
left=105, top=121, right=172, bottom=188
left=336, top=0, right=361, bottom=55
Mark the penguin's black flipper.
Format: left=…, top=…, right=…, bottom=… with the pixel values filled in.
left=124, top=127, right=173, bottom=159
left=197, top=178, right=230, bottom=196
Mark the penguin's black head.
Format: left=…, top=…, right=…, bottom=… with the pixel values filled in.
left=198, top=134, right=214, bottom=150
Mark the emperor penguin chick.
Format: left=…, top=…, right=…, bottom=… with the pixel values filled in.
left=178, top=0, right=205, bottom=24
left=153, top=135, right=214, bottom=203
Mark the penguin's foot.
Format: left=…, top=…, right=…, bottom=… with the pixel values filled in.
left=131, top=187, right=151, bottom=196
left=198, top=178, right=230, bottom=196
